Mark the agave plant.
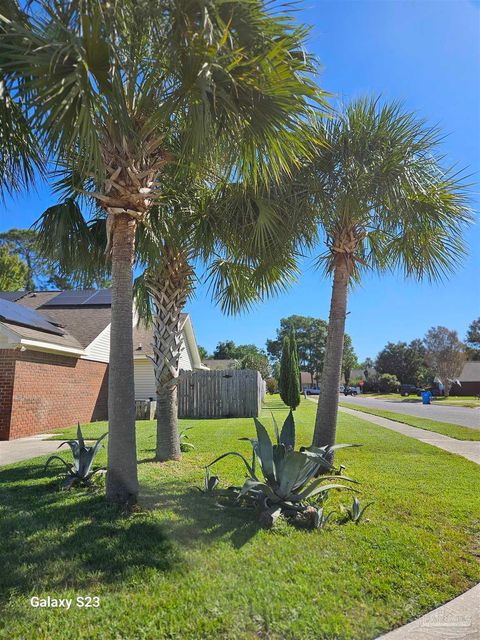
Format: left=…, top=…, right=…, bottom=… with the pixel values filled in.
left=197, top=467, right=220, bottom=494
left=45, top=423, right=107, bottom=489
left=341, top=497, right=373, bottom=524
left=205, top=412, right=360, bottom=528
left=312, top=506, right=335, bottom=530
left=179, top=427, right=195, bottom=453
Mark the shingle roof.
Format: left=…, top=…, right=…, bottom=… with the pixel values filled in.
left=459, top=361, right=480, bottom=382
left=1, top=321, right=84, bottom=350
left=17, top=291, right=112, bottom=348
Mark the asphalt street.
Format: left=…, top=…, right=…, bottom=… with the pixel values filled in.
left=339, top=394, right=480, bottom=430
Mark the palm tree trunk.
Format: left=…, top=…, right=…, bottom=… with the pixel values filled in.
left=106, top=213, right=139, bottom=504
left=156, top=384, right=181, bottom=461
left=312, top=259, right=350, bottom=447
left=147, top=247, right=192, bottom=462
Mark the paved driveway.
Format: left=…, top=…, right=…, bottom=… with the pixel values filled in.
left=0, top=434, right=59, bottom=466
left=340, top=394, right=480, bottom=430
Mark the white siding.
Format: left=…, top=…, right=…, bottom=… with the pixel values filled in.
left=134, top=329, right=192, bottom=400
left=179, top=331, right=193, bottom=371
left=82, top=324, right=111, bottom=363
left=134, top=358, right=156, bottom=400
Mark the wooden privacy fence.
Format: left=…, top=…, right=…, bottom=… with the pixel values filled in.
left=178, top=368, right=264, bottom=419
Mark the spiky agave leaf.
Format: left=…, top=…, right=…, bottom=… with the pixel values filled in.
left=253, top=418, right=275, bottom=483
left=280, top=410, right=295, bottom=450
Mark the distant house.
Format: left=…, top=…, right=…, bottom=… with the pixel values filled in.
left=452, top=361, right=480, bottom=396
left=202, top=359, right=239, bottom=371
left=0, top=290, right=204, bottom=439
left=300, top=371, right=316, bottom=389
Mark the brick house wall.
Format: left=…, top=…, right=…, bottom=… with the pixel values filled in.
left=0, top=350, right=16, bottom=439
left=0, top=349, right=108, bottom=440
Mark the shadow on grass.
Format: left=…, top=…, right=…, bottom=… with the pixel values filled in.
left=141, top=482, right=261, bottom=550
left=0, top=464, right=177, bottom=600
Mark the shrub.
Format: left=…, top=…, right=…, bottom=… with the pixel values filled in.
left=266, top=377, right=278, bottom=394
left=180, top=427, right=195, bottom=452
left=362, top=376, right=381, bottom=393
left=378, top=373, right=400, bottom=393
left=204, top=411, right=361, bottom=529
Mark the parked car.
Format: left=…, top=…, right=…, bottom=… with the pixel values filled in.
left=343, top=386, right=358, bottom=396
left=304, top=386, right=321, bottom=395
left=400, top=384, right=423, bottom=397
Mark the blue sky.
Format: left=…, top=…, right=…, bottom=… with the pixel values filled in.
left=0, top=0, right=479, bottom=361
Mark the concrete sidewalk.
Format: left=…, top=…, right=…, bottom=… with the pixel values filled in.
left=339, top=405, right=480, bottom=464
left=376, top=583, right=480, bottom=639
left=0, top=434, right=60, bottom=466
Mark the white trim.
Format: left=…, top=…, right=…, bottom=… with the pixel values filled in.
left=17, top=338, right=84, bottom=357
left=182, top=315, right=204, bottom=369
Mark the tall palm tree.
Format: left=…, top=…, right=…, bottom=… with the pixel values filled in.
left=302, top=99, right=472, bottom=448
left=1, top=0, right=324, bottom=504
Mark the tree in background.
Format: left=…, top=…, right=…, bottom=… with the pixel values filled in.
left=212, top=341, right=266, bottom=361
left=238, top=352, right=270, bottom=380
left=279, top=332, right=300, bottom=410
left=198, top=346, right=209, bottom=361
left=212, top=341, right=242, bottom=360
left=288, top=328, right=301, bottom=410
left=267, top=315, right=357, bottom=386
left=267, top=315, right=327, bottom=382
left=375, top=339, right=433, bottom=386
left=465, top=318, right=480, bottom=361
left=302, top=99, right=471, bottom=448
left=0, top=228, right=109, bottom=290
left=278, top=335, right=291, bottom=405
left=424, top=327, right=466, bottom=397
left=0, top=246, right=28, bottom=290
left=342, top=335, right=358, bottom=386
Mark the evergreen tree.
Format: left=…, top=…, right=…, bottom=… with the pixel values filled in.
left=287, top=329, right=301, bottom=410
left=278, top=336, right=291, bottom=405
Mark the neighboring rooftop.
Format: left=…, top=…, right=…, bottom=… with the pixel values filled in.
left=459, top=361, right=480, bottom=382
left=202, top=359, right=239, bottom=370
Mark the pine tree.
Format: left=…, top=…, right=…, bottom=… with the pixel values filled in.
left=278, top=335, right=291, bottom=406
left=287, top=328, right=301, bottom=410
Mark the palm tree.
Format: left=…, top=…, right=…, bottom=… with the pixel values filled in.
left=2, top=0, right=324, bottom=504
left=302, top=99, right=472, bottom=448
left=133, top=170, right=314, bottom=462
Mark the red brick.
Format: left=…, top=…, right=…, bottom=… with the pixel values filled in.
left=0, top=349, right=108, bottom=440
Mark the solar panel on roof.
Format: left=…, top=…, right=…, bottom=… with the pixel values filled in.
left=43, top=289, right=112, bottom=307
left=0, top=291, right=26, bottom=302
left=0, top=298, right=65, bottom=336
left=88, top=289, right=112, bottom=305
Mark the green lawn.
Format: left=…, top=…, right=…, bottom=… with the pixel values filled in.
left=364, top=393, right=480, bottom=409
left=1, top=398, right=479, bottom=640
left=339, top=402, right=480, bottom=441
